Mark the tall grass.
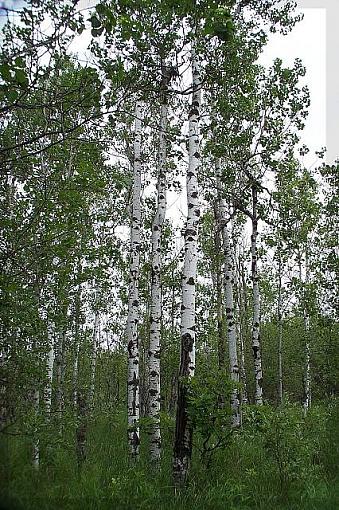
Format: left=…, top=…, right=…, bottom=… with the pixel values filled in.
left=1, top=402, right=338, bottom=510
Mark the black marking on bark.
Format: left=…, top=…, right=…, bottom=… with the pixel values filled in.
left=252, top=345, right=260, bottom=359
left=128, top=377, right=139, bottom=386
left=185, top=228, right=196, bottom=236
left=190, top=107, right=199, bottom=116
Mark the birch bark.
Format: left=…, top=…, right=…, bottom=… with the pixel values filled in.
left=45, top=324, right=54, bottom=416
left=216, top=163, right=240, bottom=427
left=277, top=242, right=283, bottom=405
left=173, top=48, right=201, bottom=486
left=298, top=250, right=311, bottom=412
left=213, top=203, right=226, bottom=369
left=54, top=325, right=66, bottom=433
left=72, top=288, right=81, bottom=409
left=148, top=65, right=171, bottom=464
left=251, top=185, right=263, bottom=405
left=236, top=251, right=248, bottom=404
left=32, top=388, right=40, bottom=469
left=127, top=101, right=143, bottom=458
left=88, top=308, right=99, bottom=413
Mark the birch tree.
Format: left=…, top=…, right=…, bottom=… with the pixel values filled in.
left=250, top=183, right=263, bottom=405
left=216, top=162, right=240, bottom=425
left=88, top=307, right=100, bottom=413
left=127, top=101, right=143, bottom=458
left=45, top=324, right=54, bottom=416
left=277, top=238, right=284, bottom=405
left=173, top=48, right=201, bottom=486
left=148, top=65, right=172, bottom=464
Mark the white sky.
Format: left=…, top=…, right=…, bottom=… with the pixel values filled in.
left=260, top=8, right=326, bottom=169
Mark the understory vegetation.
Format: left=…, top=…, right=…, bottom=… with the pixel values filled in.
left=2, top=402, right=339, bottom=509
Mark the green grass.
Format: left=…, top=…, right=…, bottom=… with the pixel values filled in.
left=1, top=403, right=338, bottom=510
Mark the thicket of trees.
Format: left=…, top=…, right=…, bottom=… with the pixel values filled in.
left=0, top=1, right=338, bottom=509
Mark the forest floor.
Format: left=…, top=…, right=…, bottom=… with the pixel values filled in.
left=1, top=402, right=338, bottom=510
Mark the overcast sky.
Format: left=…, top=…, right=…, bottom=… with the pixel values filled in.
left=260, top=7, right=326, bottom=169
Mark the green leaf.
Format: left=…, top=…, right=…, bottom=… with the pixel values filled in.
left=96, top=4, right=108, bottom=16
left=14, top=68, right=28, bottom=86
left=0, top=63, right=12, bottom=82
left=14, top=57, right=25, bottom=68
left=7, top=89, right=19, bottom=102
left=90, top=15, right=101, bottom=28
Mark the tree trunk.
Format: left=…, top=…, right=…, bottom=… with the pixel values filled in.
left=76, top=390, right=87, bottom=469
left=173, top=48, right=201, bottom=487
left=277, top=244, right=283, bottom=405
left=45, top=324, right=54, bottom=416
left=303, top=319, right=311, bottom=412
left=148, top=65, right=170, bottom=465
left=32, top=388, right=40, bottom=469
left=251, top=185, right=263, bottom=405
left=236, top=250, right=248, bottom=404
left=88, top=308, right=99, bottom=413
left=127, top=101, right=143, bottom=458
left=216, top=163, right=240, bottom=427
left=54, top=328, right=66, bottom=432
left=72, top=284, right=82, bottom=409
left=298, top=251, right=311, bottom=412
left=213, top=203, right=226, bottom=369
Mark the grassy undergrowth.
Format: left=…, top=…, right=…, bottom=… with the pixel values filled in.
left=1, top=402, right=338, bottom=510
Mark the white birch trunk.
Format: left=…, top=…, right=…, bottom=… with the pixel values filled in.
left=251, top=185, right=263, bottom=405
left=216, top=163, right=240, bottom=427
left=54, top=329, right=65, bottom=430
left=303, top=315, right=311, bottom=412
left=213, top=203, right=226, bottom=369
left=32, top=389, right=40, bottom=469
left=127, top=101, right=143, bottom=458
left=299, top=251, right=311, bottom=412
left=148, top=66, right=170, bottom=464
left=277, top=245, right=283, bottom=405
left=88, top=309, right=99, bottom=413
left=173, top=48, right=201, bottom=486
left=239, top=326, right=247, bottom=405
left=236, top=250, right=248, bottom=404
left=45, top=327, right=54, bottom=416
left=72, top=285, right=81, bottom=408
left=73, top=337, right=80, bottom=408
